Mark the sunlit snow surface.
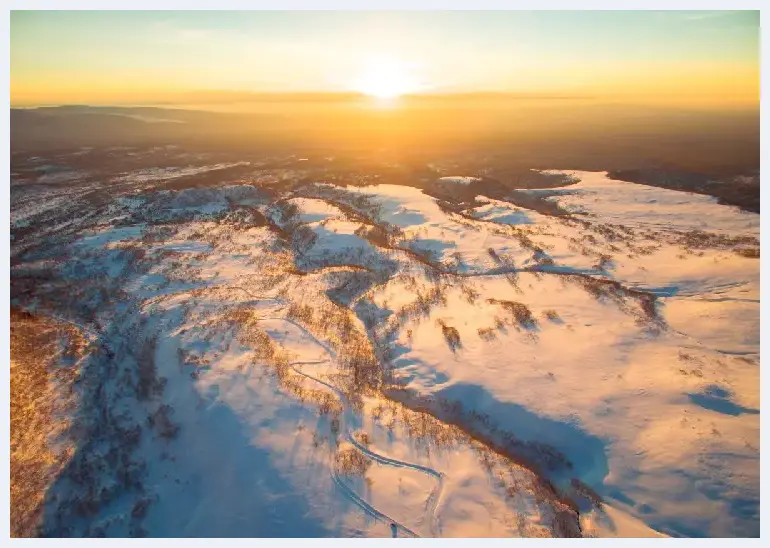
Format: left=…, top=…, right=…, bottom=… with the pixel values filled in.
left=11, top=166, right=758, bottom=537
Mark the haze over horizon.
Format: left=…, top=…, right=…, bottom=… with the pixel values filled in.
left=11, top=10, right=759, bottom=109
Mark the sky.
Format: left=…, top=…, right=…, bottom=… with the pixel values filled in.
left=10, top=11, right=760, bottom=108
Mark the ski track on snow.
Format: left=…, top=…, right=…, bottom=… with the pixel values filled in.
left=125, top=284, right=447, bottom=537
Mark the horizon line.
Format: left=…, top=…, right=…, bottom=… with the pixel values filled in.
left=10, top=90, right=602, bottom=108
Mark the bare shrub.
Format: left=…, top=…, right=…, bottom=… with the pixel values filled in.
left=558, top=273, right=664, bottom=328
left=275, top=199, right=300, bottom=228
left=493, top=316, right=507, bottom=332
left=286, top=302, right=314, bottom=325
left=147, top=404, right=179, bottom=439
left=460, top=284, right=480, bottom=305
left=542, top=309, right=561, bottom=322
left=436, top=319, right=462, bottom=351
left=477, top=327, right=497, bottom=341
left=593, top=254, right=613, bottom=271
left=394, top=284, right=448, bottom=324
left=335, top=444, right=372, bottom=477
left=131, top=497, right=152, bottom=520
left=550, top=505, right=583, bottom=538
left=314, top=390, right=343, bottom=417
left=570, top=478, right=603, bottom=509
left=370, top=404, right=385, bottom=422
left=292, top=225, right=318, bottom=254
left=674, top=228, right=758, bottom=251
left=487, top=299, right=538, bottom=330
left=451, top=251, right=464, bottom=269
left=353, top=430, right=371, bottom=448
left=504, top=272, right=522, bottom=293
left=638, top=295, right=658, bottom=324
left=735, top=247, right=759, bottom=258
left=354, top=224, right=390, bottom=247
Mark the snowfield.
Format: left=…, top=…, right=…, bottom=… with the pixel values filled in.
left=10, top=161, right=759, bottom=538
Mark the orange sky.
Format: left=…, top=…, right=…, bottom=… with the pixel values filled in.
left=11, top=11, right=760, bottom=109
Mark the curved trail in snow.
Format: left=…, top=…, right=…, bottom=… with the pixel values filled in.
left=289, top=362, right=442, bottom=479
left=288, top=360, right=444, bottom=538
left=141, top=284, right=446, bottom=536
left=251, top=316, right=445, bottom=538
left=227, top=288, right=448, bottom=537
left=331, top=472, right=419, bottom=538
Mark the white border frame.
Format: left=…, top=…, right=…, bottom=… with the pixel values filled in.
left=1, top=2, right=765, bottom=544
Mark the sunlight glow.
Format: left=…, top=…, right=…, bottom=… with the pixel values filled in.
left=351, top=56, right=423, bottom=99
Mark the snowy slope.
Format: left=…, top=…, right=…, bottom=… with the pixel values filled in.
left=11, top=166, right=758, bottom=538
left=352, top=172, right=759, bottom=537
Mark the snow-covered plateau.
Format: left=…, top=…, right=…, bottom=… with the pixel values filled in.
left=10, top=158, right=759, bottom=538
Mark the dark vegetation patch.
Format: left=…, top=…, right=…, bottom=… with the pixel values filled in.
left=335, top=445, right=372, bottom=477
left=670, top=228, right=758, bottom=250
left=147, top=404, right=179, bottom=440
left=436, top=319, right=462, bottom=352
left=553, top=272, right=662, bottom=328
left=477, top=327, right=498, bottom=341
left=503, top=190, right=573, bottom=217
left=10, top=308, right=86, bottom=537
left=155, top=163, right=256, bottom=191
left=369, top=389, right=584, bottom=536
left=487, top=299, right=539, bottom=330
left=542, top=309, right=562, bottom=322
left=382, top=387, right=588, bottom=531
left=734, top=247, right=759, bottom=258
left=323, top=268, right=383, bottom=307
left=427, top=180, right=573, bottom=220
left=570, top=478, right=604, bottom=511
left=608, top=168, right=760, bottom=213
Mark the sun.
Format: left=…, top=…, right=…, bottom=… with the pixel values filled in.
left=352, top=56, right=421, bottom=100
